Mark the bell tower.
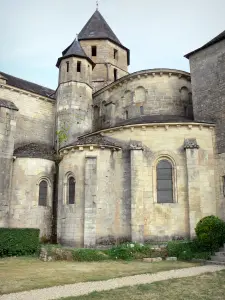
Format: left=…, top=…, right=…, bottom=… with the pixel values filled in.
left=56, top=39, right=95, bottom=149
left=78, top=9, right=130, bottom=92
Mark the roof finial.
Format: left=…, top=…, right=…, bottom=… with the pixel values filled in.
left=96, top=0, right=99, bottom=10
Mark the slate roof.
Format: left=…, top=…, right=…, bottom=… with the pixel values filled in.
left=56, top=39, right=95, bottom=67
left=14, top=143, right=56, bottom=160
left=0, top=98, right=18, bottom=111
left=61, top=134, right=122, bottom=150
left=78, top=10, right=130, bottom=65
left=0, top=71, right=56, bottom=99
left=115, top=115, right=196, bottom=126
left=185, top=30, right=225, bottom=58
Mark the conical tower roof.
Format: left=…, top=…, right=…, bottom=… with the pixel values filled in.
left=56, top=39, right=95, bottom=68
left=78, top=10, right=130, bottom=64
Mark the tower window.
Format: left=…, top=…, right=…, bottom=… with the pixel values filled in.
left=77, top=61, right=81, bottom=72
left=68, top=176, right=75, bottom=204
left=125, top=110, right=128, bottom=119
left=114, top=49, right=118, bottom=60
left=223, top=176, right=225, bottom=197
left=114, top=69, right=117, bottom=81
left=38, top=180, right=48, bottom=206
left=66, top=61, right=69, bottom=72
left=92, top=46, right=97, bottom=56
left=140, top=106, right=144, bottom=115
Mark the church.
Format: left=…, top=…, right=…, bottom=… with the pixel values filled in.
left=0, top=8, right=225, bottom=247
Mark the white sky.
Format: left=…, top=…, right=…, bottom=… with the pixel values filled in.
left=0, top=0, right=224, bottom=89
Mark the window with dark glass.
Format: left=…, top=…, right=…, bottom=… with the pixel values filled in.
left=68, top=177, right=75, bottom=204
left=66, top=61, right=69, bottom=72
left=92, top=46, right=97, bottom=56
left=38, top=180, right=48, bottom=206
left=140, top=106, right=144, bottom=115
left=77, top=61, right=81, bottom=72
left=114, top=68, right=117, bottom=81
left=157, top=160, right=173, bottom=203
left=114, top=49, right=118, bottom=60
left=223, top=176, right=225, bottom=197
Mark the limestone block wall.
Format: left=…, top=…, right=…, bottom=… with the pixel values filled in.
left=0, top=105, right=17, bottom=227
left=215, top=153, right=225, bottom=221
left=56, top=82, right=93, bottom=148
left=0, top=86, right=55, bottom=148
left=57, top=147, right=130, bottom=247
left=93, top=69, right=192, bottom=130
left=10, top=158, right=55, bottom=238
left=59, top=57, right=93, bottom=87
left=101, top=123, right=217, bottom=241
left=189, top=40, right=225, bottom=153
left=80, top=39, right=129, bottom=92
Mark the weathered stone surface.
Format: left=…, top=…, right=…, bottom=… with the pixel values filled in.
left=166, top=257, right=177, bottom=261
left=143, top=257, right=163, bottom=262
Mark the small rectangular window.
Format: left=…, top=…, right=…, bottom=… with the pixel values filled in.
left=114, top=49, right=118, bottom=60
left=125, top=110, right=128, bottom=119
left=114, top=68, right=117, bottom=81
left=77, top=61, right=81, bottom=72
left=140, top=106, right=144, bottom=115
left=223, top=176, right=225, bottom=197
left=92, top=46, right=97, bottom=56
left=66, top=61, right=69, bottom=73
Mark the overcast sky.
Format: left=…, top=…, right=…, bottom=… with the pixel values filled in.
left=0, top=0, right=224, bottom=89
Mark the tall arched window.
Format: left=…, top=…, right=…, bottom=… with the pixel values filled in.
left=68, top=176, right=75, bottom=204
left=39, top=180, right=48, bottom=206
left=157, top=160, right=173, bottom=203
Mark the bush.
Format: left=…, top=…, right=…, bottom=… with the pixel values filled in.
left=0, top=228, right=40, bottom=257
left=195, top=215, right=225, bottom=253
left=72, top=249, right=108, bottom=261
left=107, top=243, right=152, bottom=260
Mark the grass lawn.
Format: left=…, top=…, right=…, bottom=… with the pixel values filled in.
left=0, top=257, right=197, bottom=295
left=59, top=270, right=225, bottom=300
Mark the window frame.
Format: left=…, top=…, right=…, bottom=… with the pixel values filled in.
left=77, top=61, right=81, bottom=72
left=152, top=156, right=177, bottom=204
left=92, top=46, right=97, bottom=57
left=223, top=176, right=225, bottom=197
left=68, top=176, right=76, bottom=205
left=36, top=177, right=52, bottom=207
left=114, top=49, right=118, bottom=60
left=64, top=172, right=76, bottom=205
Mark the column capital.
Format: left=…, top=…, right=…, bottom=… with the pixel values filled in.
left=183, top=138, right=199, bottom=150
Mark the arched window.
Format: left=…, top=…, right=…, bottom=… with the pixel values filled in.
left=38, top=180, right=48, bottom=206
left=68, top=176, right=75, bottom=204
left=157, top=160, right=173, bottom=203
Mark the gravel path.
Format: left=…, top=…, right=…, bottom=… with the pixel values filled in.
left=0, top=265, right=224, bottom=300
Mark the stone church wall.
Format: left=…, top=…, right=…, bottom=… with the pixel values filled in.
left=0, top=86, right=55, bottom=148
left=57, top=148, right=130, bottom=247
left=93, top=70, right=192, bottom=130
left=189, top=39, right=225, bottom=153
left=103, top=123, right=217, bottom=240
left=10, top=158, right=55, bottom=238
left=0, top=105, right=17, bottom=227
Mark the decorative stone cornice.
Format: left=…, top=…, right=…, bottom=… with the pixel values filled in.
left=80, top=122, right=215, bottom=139
left=183, top=138, right=199, bottom=149
left=59, top=144, right=121, bottom=157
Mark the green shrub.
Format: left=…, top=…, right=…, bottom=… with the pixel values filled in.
left=195, top=215, right=225, bottom=253
left=167, top=241, right=192, bottom=258
left=0, top=228, right=40, bottom=257
left=107, top=243, right=152, bottom=260
left=72, top=249, right=108, bottom=261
